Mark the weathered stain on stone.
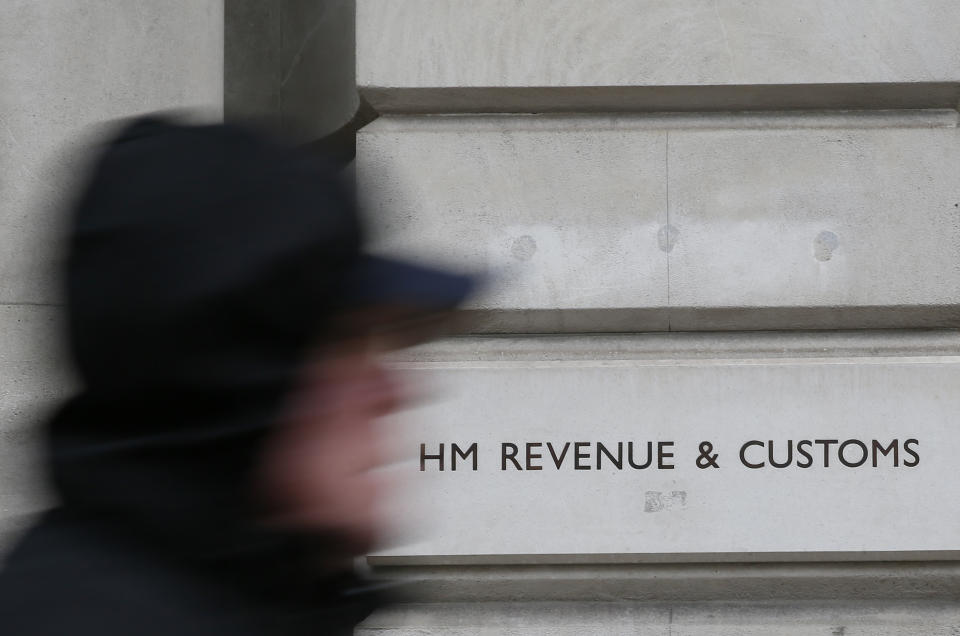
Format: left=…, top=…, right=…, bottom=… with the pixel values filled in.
left=658, top=224, right=679, bottom=253
left=644, top=490, right=687, bottom=512
left=814, top=230, right=839, bottom=262
left=511, top=235, right=537, bottom=261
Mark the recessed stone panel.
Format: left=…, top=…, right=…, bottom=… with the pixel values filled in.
left=359, top=115, right=960, bottom=331
left=375, top=334, right=960, bottom=559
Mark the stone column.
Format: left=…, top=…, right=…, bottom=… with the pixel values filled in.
left=0, top=1, right=223, bottom=545
left=225, top=0, right=357, bottom=143
left=355, top=1, right=960, bottom=632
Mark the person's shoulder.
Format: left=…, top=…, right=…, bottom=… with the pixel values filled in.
left=0, top=516, right=259, bottom=636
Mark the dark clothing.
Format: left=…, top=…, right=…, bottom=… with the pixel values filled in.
left=0, top=118, right=387, bottom=634
left=0, top=513, right=379, bottom=636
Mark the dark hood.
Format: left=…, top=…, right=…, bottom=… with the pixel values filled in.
left=47, top=117, right=367, bottom=588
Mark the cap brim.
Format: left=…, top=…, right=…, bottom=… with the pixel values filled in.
left=338, top=255, right=477, bottom=312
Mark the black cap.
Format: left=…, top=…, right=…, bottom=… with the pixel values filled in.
left=339, top=254, right=476, bottom=311
left=65, top=116, right=474, bottom=392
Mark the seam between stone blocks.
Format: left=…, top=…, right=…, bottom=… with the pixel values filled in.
left=665, top=130, right=671, bottom=332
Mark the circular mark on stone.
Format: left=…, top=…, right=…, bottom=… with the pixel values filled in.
left=658, top=224, right=679, bottom=253
left=511, top=235, right=537, bottom=261
left=814, top=230, right=839, bottom=261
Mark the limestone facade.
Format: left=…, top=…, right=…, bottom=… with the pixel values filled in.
left=355, top=1, right=960, bottom=633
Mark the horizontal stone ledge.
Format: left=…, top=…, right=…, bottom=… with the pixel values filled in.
left=359, top=600, right=960, bottom=635
left=362, top=82, right=960, bottom=115
left=389, top=331, right=960, bottom=363
left=367, top=109, right=959, bottom=132
left=456, top=306, right=960, bottom=334
left=372, top=552, right=960, bottom=567
left=361, top=561, right=960, bottom=602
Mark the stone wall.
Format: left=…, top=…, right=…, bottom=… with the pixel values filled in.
left=355, top=1, right=960, bottom=632
left=0, top=0, right=363, bottom=554
left=0, top=0, right=223, bottom=547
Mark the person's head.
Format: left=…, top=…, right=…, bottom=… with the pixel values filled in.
left=51, top=116, right=473, bottom=564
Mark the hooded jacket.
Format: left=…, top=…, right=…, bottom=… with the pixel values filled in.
left=0, top=118, right=388, bottom=635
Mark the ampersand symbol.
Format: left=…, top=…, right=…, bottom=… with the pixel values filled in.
left=696, top=441, right=719, bottom=469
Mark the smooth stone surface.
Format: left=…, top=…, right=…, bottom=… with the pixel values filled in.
left=358, top=113, right=960, bottom=331
left=357, top=0, right=960, bottom=89
left=374, top=334, right=960, bottom=558
left=0, top=0, right=223, bottom=304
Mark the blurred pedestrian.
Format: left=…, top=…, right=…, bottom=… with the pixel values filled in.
left=0, top=117, right=473, bottom=635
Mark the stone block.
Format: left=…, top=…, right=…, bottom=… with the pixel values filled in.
left=373, top=332, right=960, bottom=558
left=357, top=0, right=960, bottom=112
left=358, top=113, right=960, bottom=331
